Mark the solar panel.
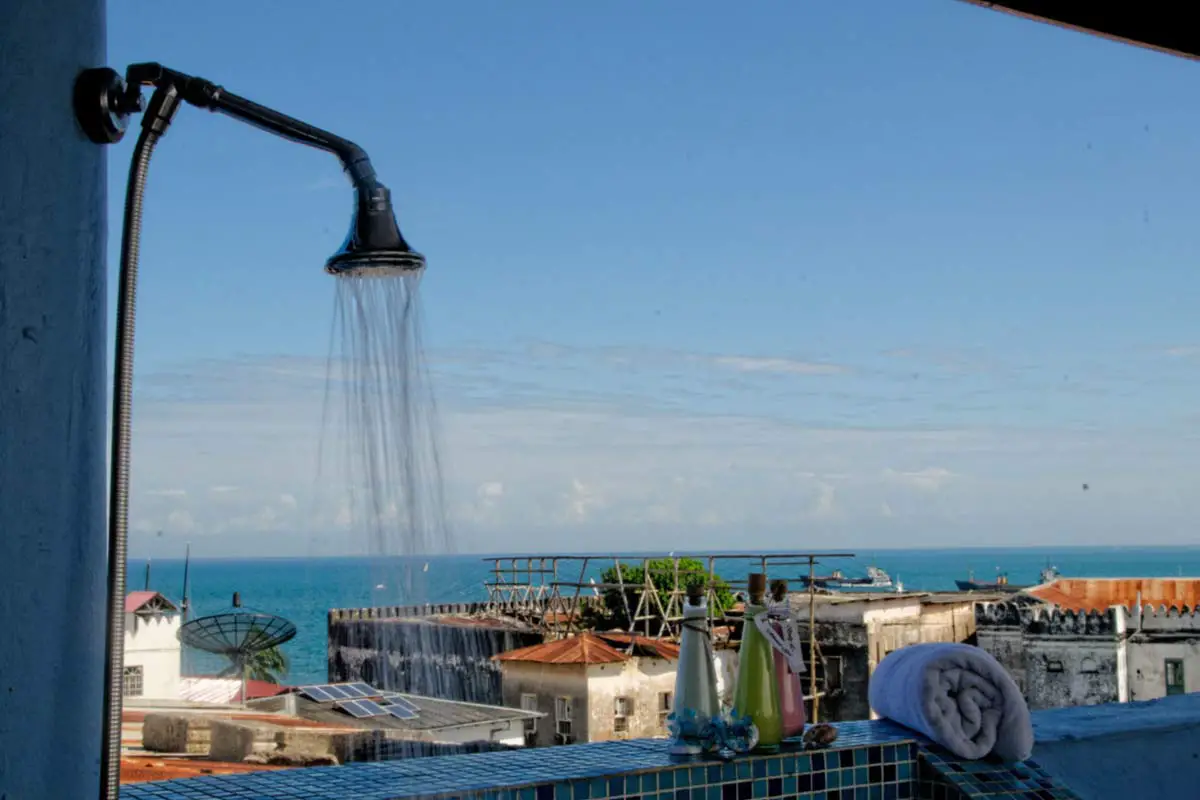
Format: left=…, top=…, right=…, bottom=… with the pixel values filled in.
left=348, top=682, right=378, bottom=697
left=386, top=703, right=417, bottom=720
left=336, top=699, right=388, bottom=718
left=337, top=700, right=374, bottom=719
left=388, top=697, right=419, bottom=714
left=323, top=684, right=352, bottom=700
left=299, top=685, right=334, bottom=703
left=334, top=683, right=367, bottom=699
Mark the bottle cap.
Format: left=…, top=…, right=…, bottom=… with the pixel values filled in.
left=770, top=579, right=788, bottom=602
left=687, top=583, right=704, bottom=603
left=747, top=572, right=767, bottom=603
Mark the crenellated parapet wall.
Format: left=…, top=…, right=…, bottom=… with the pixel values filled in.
left=978, top=598, right=1200, bottom=636
left=1129, top=604, right=1200, bottom=632
left=976, top=601, right=1122, bottom=637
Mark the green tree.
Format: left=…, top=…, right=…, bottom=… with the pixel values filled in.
left=233, top=646, right=290, bottom=684
left=597, top=558, right=734, bottom=632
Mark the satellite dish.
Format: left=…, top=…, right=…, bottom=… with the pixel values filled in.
left=178, top=592, right=297, bottom=703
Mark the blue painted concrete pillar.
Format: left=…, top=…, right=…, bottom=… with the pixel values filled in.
left=0, top=0, right=108, bottom=797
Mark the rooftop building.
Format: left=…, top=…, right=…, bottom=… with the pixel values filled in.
left=495, top=633, right=679, bottom=747
left=977, top=577, right=1200, bottom=710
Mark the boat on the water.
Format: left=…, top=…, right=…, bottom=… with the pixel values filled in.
left=955, top=564, right=1060, bottom=593
left=800, top=566, right=901, bottom=592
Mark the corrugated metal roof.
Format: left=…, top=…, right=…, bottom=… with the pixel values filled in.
left=594, top=632, right=680, bottom=660
left=178, top=677, right=285, bottom=704
left=493, top=633, right=630, bottom=665
left=252, top=692, right=541, bottom=733
left=1027, top=578, right=1200, bottom=612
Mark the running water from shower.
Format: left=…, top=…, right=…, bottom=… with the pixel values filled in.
left=322, top=269, right=452, bottom=603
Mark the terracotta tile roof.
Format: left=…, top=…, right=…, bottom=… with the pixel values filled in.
left=493, top=633, right=629, bottom=665
left=1027, top=578, right=1200, bottom=612
left=125, top=591, right=178, bottom=613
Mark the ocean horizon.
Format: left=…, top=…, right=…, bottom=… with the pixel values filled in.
left=139, top=545, right=1200, bottom=685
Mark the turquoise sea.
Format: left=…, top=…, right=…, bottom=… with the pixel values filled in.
left=137, top=547, right=1200, bottom=685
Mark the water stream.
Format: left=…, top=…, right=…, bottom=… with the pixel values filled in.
left=324, top=270, right=453, bottom=603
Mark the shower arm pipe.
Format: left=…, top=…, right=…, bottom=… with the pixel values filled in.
left=91, top=63, right=392, bottom=800
left=124, top=62, right=380, bottom=187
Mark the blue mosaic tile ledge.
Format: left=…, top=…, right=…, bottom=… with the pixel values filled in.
left=121, top=720, right=918, bottom=800
left=916, top=747, right=1081, bottom=800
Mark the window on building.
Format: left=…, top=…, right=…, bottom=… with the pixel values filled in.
left=823, top=655, right=843, bottom=692
left=658, top=691, right=673, bottom=728
left=1166, top=659, right=1186, bottom=696
left=520, top=693, right=538, bottom=734
left=1046, top=659, right=1064, bottom=673
left=613, top=696, right=632, bottom=734
left=1080, top=657, right=1099, bottom=675
left=123, top=665, right=144, bottom=697
left=555, top=696, right=573, bottom=743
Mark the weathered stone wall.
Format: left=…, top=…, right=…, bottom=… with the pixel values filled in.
left=584, top=658, right=677, bottom=742
left=329, top=611, right=543, bottom=705
left=976, top=602, right=1123, bottom=710
left=814, top=621, right=871, bottom=722
left=499, top=662, right=591, bottom=747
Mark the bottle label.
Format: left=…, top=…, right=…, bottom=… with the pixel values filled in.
left=755, top=606, right=807, bottom=675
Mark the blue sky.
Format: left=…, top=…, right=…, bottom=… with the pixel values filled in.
left=110, top=1, right=1200, bottom=557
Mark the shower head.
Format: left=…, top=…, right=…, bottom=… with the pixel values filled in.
left=74, top=62, right=426, bottom=278
left=325, top=183, right=426, bottom=277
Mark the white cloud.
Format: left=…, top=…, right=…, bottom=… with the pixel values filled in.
left=883, top=467, right=955, bottom=492
left=812, top=482, right=838, bottom=518
left=124, top=345, right=1200, bottom=555
left=706, top=356, right=847, bottom=376
left=1165, top=346, right=1200, bottom=358
left=165, top=510, right=196, bottom=534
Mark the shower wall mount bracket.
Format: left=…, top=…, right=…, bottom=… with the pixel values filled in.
left=73, top=67, right=142, bottom=145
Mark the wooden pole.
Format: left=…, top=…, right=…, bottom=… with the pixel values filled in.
left=809, top=556, right=819, bottom=723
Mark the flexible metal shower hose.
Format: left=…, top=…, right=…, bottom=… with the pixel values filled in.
left=100, top=124, right=161, bottom=800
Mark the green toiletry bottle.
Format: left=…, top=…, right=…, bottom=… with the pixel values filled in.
left=732, top=572, right=784, bottom=752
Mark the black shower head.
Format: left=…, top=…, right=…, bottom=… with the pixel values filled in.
left=325, top=183, right=426, bottom=277
left=74, top=63, right=427, bottom=278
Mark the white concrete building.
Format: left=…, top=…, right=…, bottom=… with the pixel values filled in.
left=123, top=591, right=182, bottom=701
left=976, top=578, right=1200, bottom=710
left=495, top=632, right=680, bottom=746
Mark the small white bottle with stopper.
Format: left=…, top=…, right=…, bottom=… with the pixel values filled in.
left=668, top=583, right=722, bottom=756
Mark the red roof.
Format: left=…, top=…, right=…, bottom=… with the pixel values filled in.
left=495, top=633, right=629, bottom=665
left=494, top=632, right=679, bottom=665
left=1028, top=578, right=1200, bottom=612
left=596, top=632, right=681, bottom=660
left=125, top=591, right=178, bottom=613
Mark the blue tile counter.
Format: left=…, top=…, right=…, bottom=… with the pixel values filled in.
left=916, top=747, right=1081, bottom=800
left=119, top=719, right=1078, bottom=800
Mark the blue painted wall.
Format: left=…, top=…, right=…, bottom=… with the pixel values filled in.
left=0, top=0, right=109, bottom=796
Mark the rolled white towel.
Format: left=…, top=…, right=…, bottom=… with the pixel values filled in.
left=868, top=642, right=1033, bottom=762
